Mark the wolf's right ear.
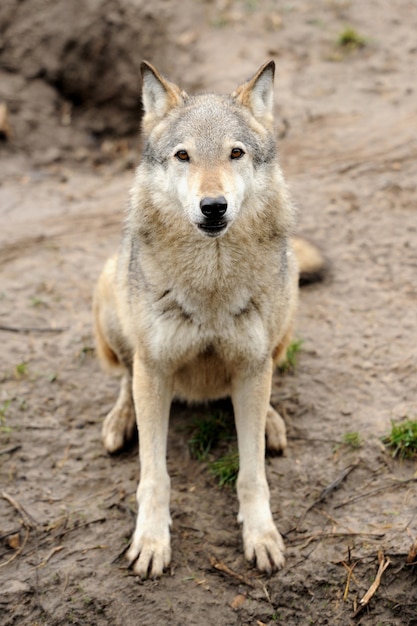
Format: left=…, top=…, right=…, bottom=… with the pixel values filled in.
left=140, top=62, right=187, bottom=133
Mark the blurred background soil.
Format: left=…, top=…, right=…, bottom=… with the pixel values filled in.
left=1, top=1, right=416, bottom=624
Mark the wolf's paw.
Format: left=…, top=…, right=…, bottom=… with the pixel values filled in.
left=242, top=522, right=285, bottom=574
left=265, top=406, right=287, bottom=454
left=126, top=526, right=171, bottom=578
left=102, top=403, right=136, bottom=454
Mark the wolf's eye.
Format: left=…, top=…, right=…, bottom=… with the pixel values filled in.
left=231, top=147, right=245, bottom=160
left=175, top=150, right=190, bottom=162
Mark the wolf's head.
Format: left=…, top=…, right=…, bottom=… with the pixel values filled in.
left=137, top=61, right=280, bottom=238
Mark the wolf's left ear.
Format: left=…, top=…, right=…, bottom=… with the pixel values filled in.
left=232, top=61, right=275, bottom=128
left=140, top=61, right=187, bottom=133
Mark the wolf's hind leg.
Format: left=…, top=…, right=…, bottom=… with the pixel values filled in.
left=94, top=256, right=136, bottom=453
left=265, top=405, right=287, bottom=454
left=102, top=373, right=136, bottom=454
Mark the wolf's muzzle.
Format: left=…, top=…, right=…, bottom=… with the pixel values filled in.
left=198, top=196, right=228, bottom=236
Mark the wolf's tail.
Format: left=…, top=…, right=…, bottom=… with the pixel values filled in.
left=291, top=236, right=328, bottom=286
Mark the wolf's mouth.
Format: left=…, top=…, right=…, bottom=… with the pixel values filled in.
left=197, top=220, right=228, bottom=237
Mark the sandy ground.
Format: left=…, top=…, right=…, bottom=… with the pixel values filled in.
left=1, top=1, right=417, bottom=624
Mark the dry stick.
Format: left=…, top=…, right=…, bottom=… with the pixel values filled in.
left=341, top=561, right=359, bottom=601
left=0, top=528, right=21, bottom=541
left=334, top=485, right=392, bottom=509
left=289, top=531, right=384, bottom=550
left=354, top=550, right=391, bottom=616
left=63, top=570, right=70, bottom=593
left=111, top=543, right=130, bottom=565
left=334, top=477, right=417, bottom=510
left=298, top=464, right=358, bottom=526
left=0, top=445, right=22, bottom=456
left=287, top=435, right=342, bottom=445
left=1, top=491, right=38, bottom=529
left=2, top=490, right=45, bottom=620
left=36, top=546, right=64, bottom=568
left=0, top=325, right=67, bottom=334
left=55, top=516, right=106, bottom=540
left=0, top=492, right=38, bottom=569
left=14, top=517, right=106, bottom=564
left=209, top=556, right=256, bottom=588
left=258, top=580, right=271, bottom=603
left=406, top=537, right=417, bottom=565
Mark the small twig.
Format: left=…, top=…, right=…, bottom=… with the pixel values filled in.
left=111, top=542, right=130, bottom=565
left=320, top=464, right=358, bottom=500
left=0, top=444, right=22, bottom=456
left=354, top=550, right=390, bottom=616
left=341, top=560, right=359, bottom=601
left=258, top=580, right=271, bottom=603
left=0, top=325, right=67, bottom=334
left=287, top=435, right=342, bottom=445
left=1, top=491, right=38, bottom=529
left=334, top=478, right=417, bottom=510
left=406, top=537, right=417, bottom=565
left=209, top=556, right=256, bottom=588
left=334, top=485, right=388, bottom=509
left=288, top=531, right=384, bottom=549
left=56, top=444, right=70, bottom=469
left=63, top=570, right=70, bottom=592
left=299, top=464, right=358, bottom=524
left=0, top=492, right=38, bottom=569
left=36, top=545, right=64, bottom=568
left=81, top=544, right=107, bottom=554
left=0, top=528, right=21, bottom=541
left=55, top=516, right=106, bottom=540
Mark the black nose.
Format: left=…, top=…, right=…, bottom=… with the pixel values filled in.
left=200, top=196, right=227, bottom=219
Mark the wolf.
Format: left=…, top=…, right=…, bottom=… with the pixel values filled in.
left=93, top=60, right=324, bottom=578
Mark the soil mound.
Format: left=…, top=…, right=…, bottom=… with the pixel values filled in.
left=0, top=0, right=174, bottom=154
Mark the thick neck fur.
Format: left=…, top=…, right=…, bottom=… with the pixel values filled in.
left=126, top=172, right=295, bottom=304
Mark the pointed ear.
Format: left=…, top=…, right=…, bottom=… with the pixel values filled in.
left=232, top=61, right=275, bottom=128
left=140, top=61, right=187, bottom=133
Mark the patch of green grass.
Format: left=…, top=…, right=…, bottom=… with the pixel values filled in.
left=0, top=400, right=12, bottom=433
left=14, top=362, right=28, bottom=378
left=342, top=431, right=362, bottom=449
left=210, top=16, right=229, bottom=28
left=278, top=338, right=303, bottom=373
left=18, top=397, right=27, bottom=411
left=209, top=448, right=239, bottom=488
left=0, top=400, right=11, bottom=417
left=307, top=18, right=326, bottom=28
left=79, top=345, right=95, bottom=363
left=337, top=26, right=367, bottom=50
left=333, top=431, right=362, bottom=454
left=188, top=410, right=233, bottom=461
left=244, top=0, right=258, bottom=12
left=30, top=296, right=46, bottom=307
left=382, top=419, right=417, bottom=459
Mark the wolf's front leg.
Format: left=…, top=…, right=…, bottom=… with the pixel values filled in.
left=126, top=353, right=173, bottom=578
left=232, top=359, right=285, bottom=573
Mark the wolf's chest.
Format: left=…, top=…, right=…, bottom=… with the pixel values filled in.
left=147, top=286, right=269, bottom=372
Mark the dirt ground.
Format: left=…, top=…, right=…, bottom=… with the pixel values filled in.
left=1, top=1, right=417, bottom=624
